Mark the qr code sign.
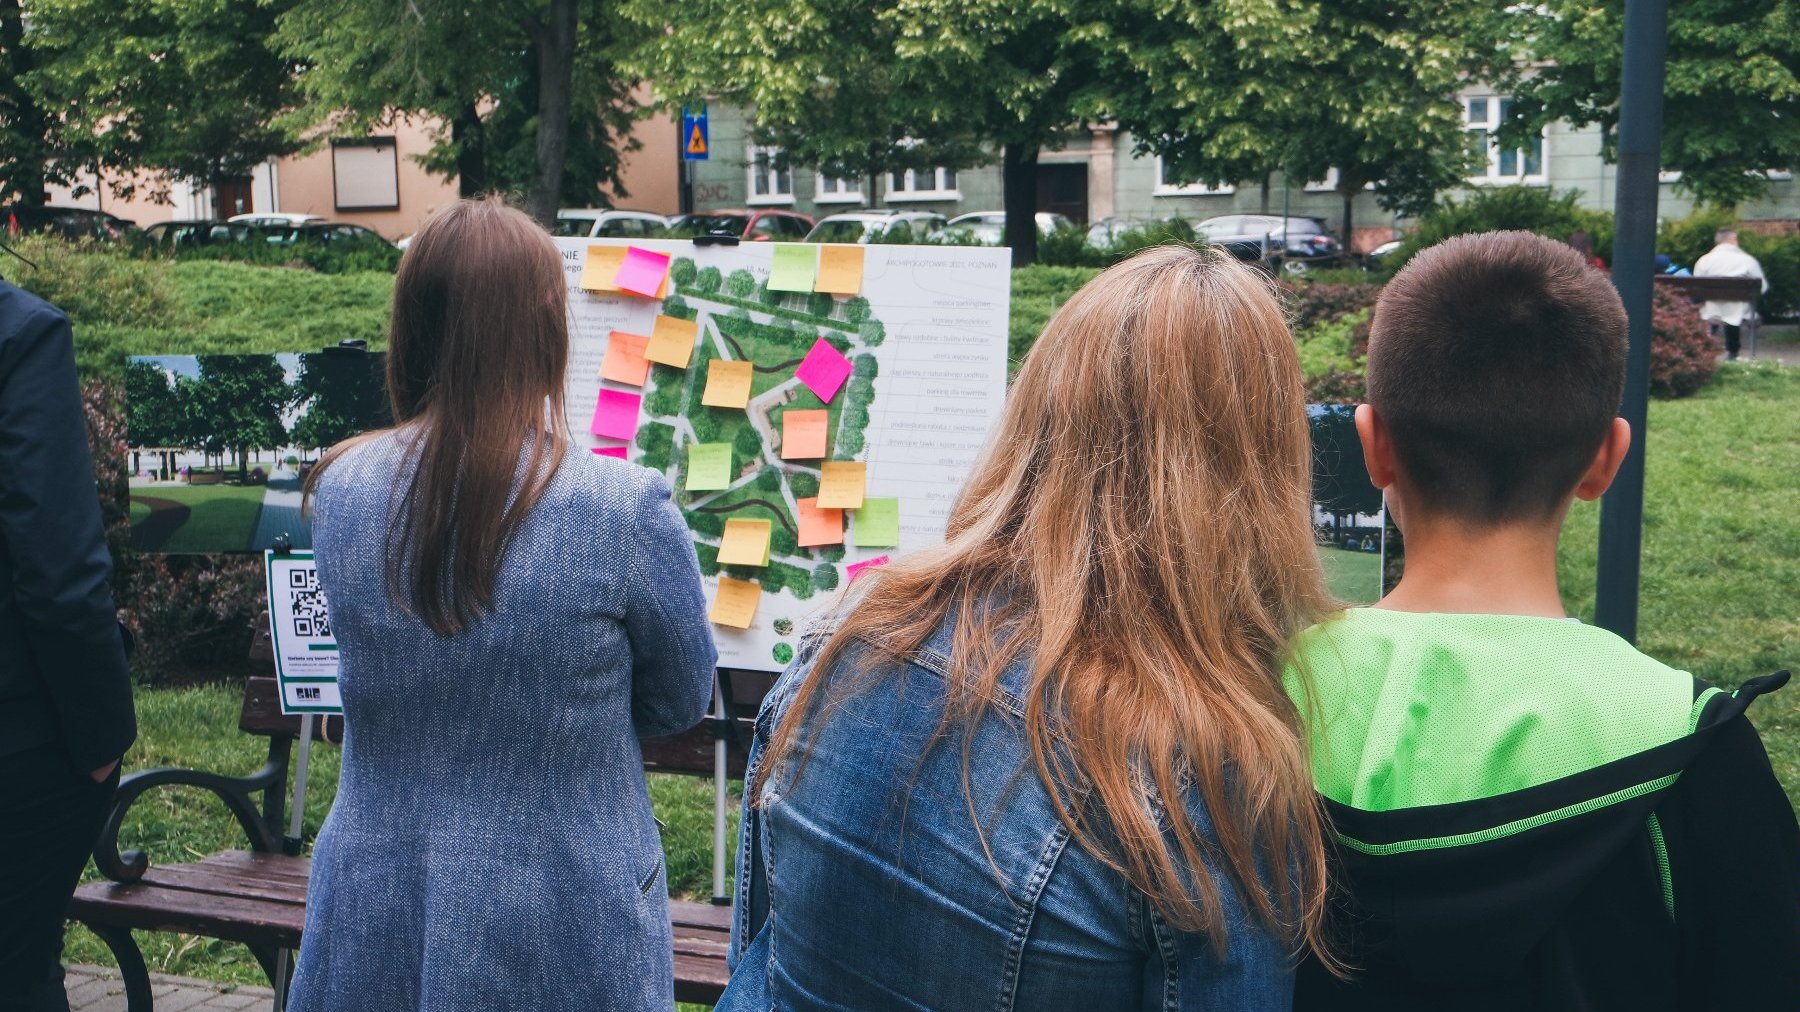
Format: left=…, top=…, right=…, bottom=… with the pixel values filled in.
left=287, top=567, right=332, bottom=639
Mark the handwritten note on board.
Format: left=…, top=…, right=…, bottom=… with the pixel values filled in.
left=795, top=497, right=844, bottom=547
left=851, top=497, right=900, bottom=547
left=817, top=460, right=867, bottom=509
left=645, top=314, right=699, bottom=369
left=780, top=409, right=829, bottom=459
left=581, top=246, right=628, bottom=292
left=590, top=390, right=641, bottom=441
left=685, top=443, right=732, bottom=491
left=601, top=331, right=652, bottom=386
left=615, top=246, right=672, bottom=298
left=718, top=518, right=773, bottom=566
left=591, top=446, right=628, bottom=459
left=769, top=244, right=818, bottom=293
left=701, top=359, right=754, bottom=408
left=710, top=577, right=761, bottom=629
left=815, top=245, right=865, bottom=296
left=795, top=338, right=854, bottom=403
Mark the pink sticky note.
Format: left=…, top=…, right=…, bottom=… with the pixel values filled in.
left=590, top=390, right=642, bottom=441
left=591, top=446, right=628, bottom=459
left=794, top=338, right=854, bottom=403
left=613, top=246, right=672, bottom=298
left=846, top=555, right=890, bottom=582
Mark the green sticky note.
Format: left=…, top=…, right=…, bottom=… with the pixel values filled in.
left=768, top=244, right=818, bottom=293
left=851, top=497, right=899, bottom=547
left=686, top=443, right=732, bottom=492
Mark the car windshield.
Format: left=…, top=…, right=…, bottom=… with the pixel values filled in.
left=810, top=220, right=872, bottom=243
left=674, top=214, right=747, bottom=236
left=550, top=217, right=596, bottom=237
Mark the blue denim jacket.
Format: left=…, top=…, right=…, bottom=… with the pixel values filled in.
left=719, top=620, right=1296, bottom=1011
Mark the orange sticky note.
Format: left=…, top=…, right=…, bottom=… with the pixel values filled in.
left=795, top=497, right=844, bottom=547
left=780, top=409, right=829, bottom=459
left=816, top=245, right=865, bottom=295
left=601, top=331, right=651, bottom=386
left=718, top=518, right=773, bottom=567
left=710, top=576, right=761, bottom=629
left=816, top=461, right=866, bottom=509
left=645, top=314, right=699, bottom=369
left=702, top=359, right=754, bottom=408
left=580, top=245, right=627, bottom=292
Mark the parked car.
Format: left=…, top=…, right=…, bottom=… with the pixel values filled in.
left=271, top=222, right=396, bottom=248
left=552, top=209, right=669, bottom=239
left=803, top=210, right=946, bottom=245
left=142, top=219, right=258, bottom=247
left=668, top=209, right=814, bottom=241
left=1083, top=217, right=1169, bottom=248
left=228, top=212, right=324, bottom=228
left=3, top=204, right=136, bottom=240
left=1365, top=238, right=1404, bottom=269
left=941, top=211, right=1073, bottom=245
left=1195, top=214, right=1343, bottom=274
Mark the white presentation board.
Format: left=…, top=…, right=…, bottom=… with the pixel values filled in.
left=557, top=239, right=1013, bottom=671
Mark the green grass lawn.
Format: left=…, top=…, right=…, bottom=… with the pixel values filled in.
left=1320, top=546, right=1383, bottom=604
left=129, top=483, right=267, bottom=553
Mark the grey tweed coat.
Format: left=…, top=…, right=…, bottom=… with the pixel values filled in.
left=288, top=432, right=717, bottom=1011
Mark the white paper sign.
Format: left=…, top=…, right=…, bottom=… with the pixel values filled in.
left=265, top=549, right=343, bottom=714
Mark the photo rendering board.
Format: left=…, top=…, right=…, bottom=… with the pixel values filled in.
left=559, top=239, right=1013, bottom=671
left=1308, top=403, right=1387, bottom=605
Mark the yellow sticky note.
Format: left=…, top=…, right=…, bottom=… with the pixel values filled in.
left=795, top=497, right=844, bottom=547
left=816, top=245, right=865, bottom=296
left=702, top=359, right=754, bottom=409
left=780, top=409, right=829, bottom=459
left=645, top=314, right=698, bottom=369
left=580, top=245, right=627, bottom=292
left=718, top=518, right=773, bottom=567
left=816, top=461, right=866, bottom=509
left=601, top=331, right=651, bottom=386
left=710, top=576, right=762, bottom=629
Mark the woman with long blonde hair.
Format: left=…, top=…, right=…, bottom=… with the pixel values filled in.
left=718, top=244, right=1335, bottom=1010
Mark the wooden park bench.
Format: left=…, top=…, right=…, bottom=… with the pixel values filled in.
left=68, top=672, right=769, bottom=1009
left=1654, top=274, right=1764, bottom=357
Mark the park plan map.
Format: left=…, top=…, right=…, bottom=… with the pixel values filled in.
left=558, top=239, right=1012, bottom=671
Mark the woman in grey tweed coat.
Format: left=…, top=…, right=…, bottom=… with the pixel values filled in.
left=288, top=199, right=717, bottom=1011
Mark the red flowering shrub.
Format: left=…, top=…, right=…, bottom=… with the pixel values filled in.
left=1648, top=286, right=1722, bottom=399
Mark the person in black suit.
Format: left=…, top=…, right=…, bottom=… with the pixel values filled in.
left=0, top=278, right=136, bottom=1011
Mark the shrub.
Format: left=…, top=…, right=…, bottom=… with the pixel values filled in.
left=1649, top=285, right=1722, bottom=398
left=1037, top=225, right=1107, bottom=268
left=7, top=235, right=175, bottom=329
left=1387, top=187, right=1613, bottom=273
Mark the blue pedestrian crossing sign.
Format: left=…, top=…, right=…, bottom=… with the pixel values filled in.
left=682, top=106, right=709, bottom=161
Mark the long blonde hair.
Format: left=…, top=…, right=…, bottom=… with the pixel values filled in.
left=761, top=244, right=1334, bottom=959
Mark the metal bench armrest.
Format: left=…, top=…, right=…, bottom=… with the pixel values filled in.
left=94, top=758, right=288, bottom=883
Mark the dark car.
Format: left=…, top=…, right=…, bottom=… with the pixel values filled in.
left=272, top=222, right=395, bottom=248
left=142, top=219, right=259, bottom=248
left=1196, top=215, right=1343, bottom=274
left=3, top=204, right=136, bottom=241
left=669, top=209, right=814, bottom=242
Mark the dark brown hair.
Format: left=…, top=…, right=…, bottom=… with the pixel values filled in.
left=1367, top=230, right=1627, bottom=523
left=306, top=198, right=571, bottom=634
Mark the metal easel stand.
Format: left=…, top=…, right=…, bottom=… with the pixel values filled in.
left=711, top=674, right=731, bottom=905
left=268, top=532, right=315, bottom=1011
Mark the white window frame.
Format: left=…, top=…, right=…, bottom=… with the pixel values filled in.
left=1153, top=156, right=1235, bottom=197
left=884, top=166, right=960, bottom=202
left=814, top=172, right=865, bottom=205
left=1462, top=96, right=1548, bottom=186
left=746, top=145, right=795, bottom=206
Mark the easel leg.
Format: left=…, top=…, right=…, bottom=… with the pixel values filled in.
left=712, top=685, right=729, bottom=905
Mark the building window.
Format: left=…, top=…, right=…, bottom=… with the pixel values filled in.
left=1303, top=168, right=1377, bottom=193
left=1463, top=97, right=1545, bottom=184
left=747, top=146, right=794, bottom=205
left=885, top=166, right=959, bottom=201
left=1153, top=157, right=1234, bottom=197
left=815, top=173, right=865, bottom=205
left=331, top=137, right=400, bottom=211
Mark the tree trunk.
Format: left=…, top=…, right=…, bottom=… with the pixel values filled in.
left=0, top=0, right=49, bottom=206
left=452, top=102, right=488, bottom=198
left=1259, top=173, right=1272, bottom=214
left=1340, top=187, right=1356, bottom=258
left=1002, top=142, right=1040, bottom=267
left=524, top=0, right=578, bottom=227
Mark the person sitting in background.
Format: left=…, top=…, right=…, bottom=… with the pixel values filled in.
left=1291, top=231, right=1799, bottom=1011
left=1654, top=253, right=1691, bottom=277
left=721, top=246, right=1339, bottom=1011
left=1693, top=228, right=1766, bottom=360
left=287, top=199, right=717, bottom=1011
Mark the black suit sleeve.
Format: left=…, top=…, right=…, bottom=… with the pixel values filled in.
left=1664, top=709, right=1800, bottom=1011
left=0, top=296, right=135, bottom=771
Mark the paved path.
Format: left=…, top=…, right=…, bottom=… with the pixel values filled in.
left=65, top=964, right=273, bottom=1011
left=250, top=469, right=308, bottom=551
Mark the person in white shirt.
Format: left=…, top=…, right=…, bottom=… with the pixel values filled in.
left=1692, top=228, right=1767, bottom=360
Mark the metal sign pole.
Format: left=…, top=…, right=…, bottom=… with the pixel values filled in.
left=270, top=715, right=313, bottom=1011
left=1595, top=0, right=1670, bottom=642
left=711, top=684, right=729, bottom=905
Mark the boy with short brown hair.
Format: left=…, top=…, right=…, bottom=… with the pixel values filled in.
left=1289, top=231, right=1799, bottom=1010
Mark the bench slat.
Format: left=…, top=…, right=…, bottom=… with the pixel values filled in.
left=69, top=881, right=305, bottom=948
